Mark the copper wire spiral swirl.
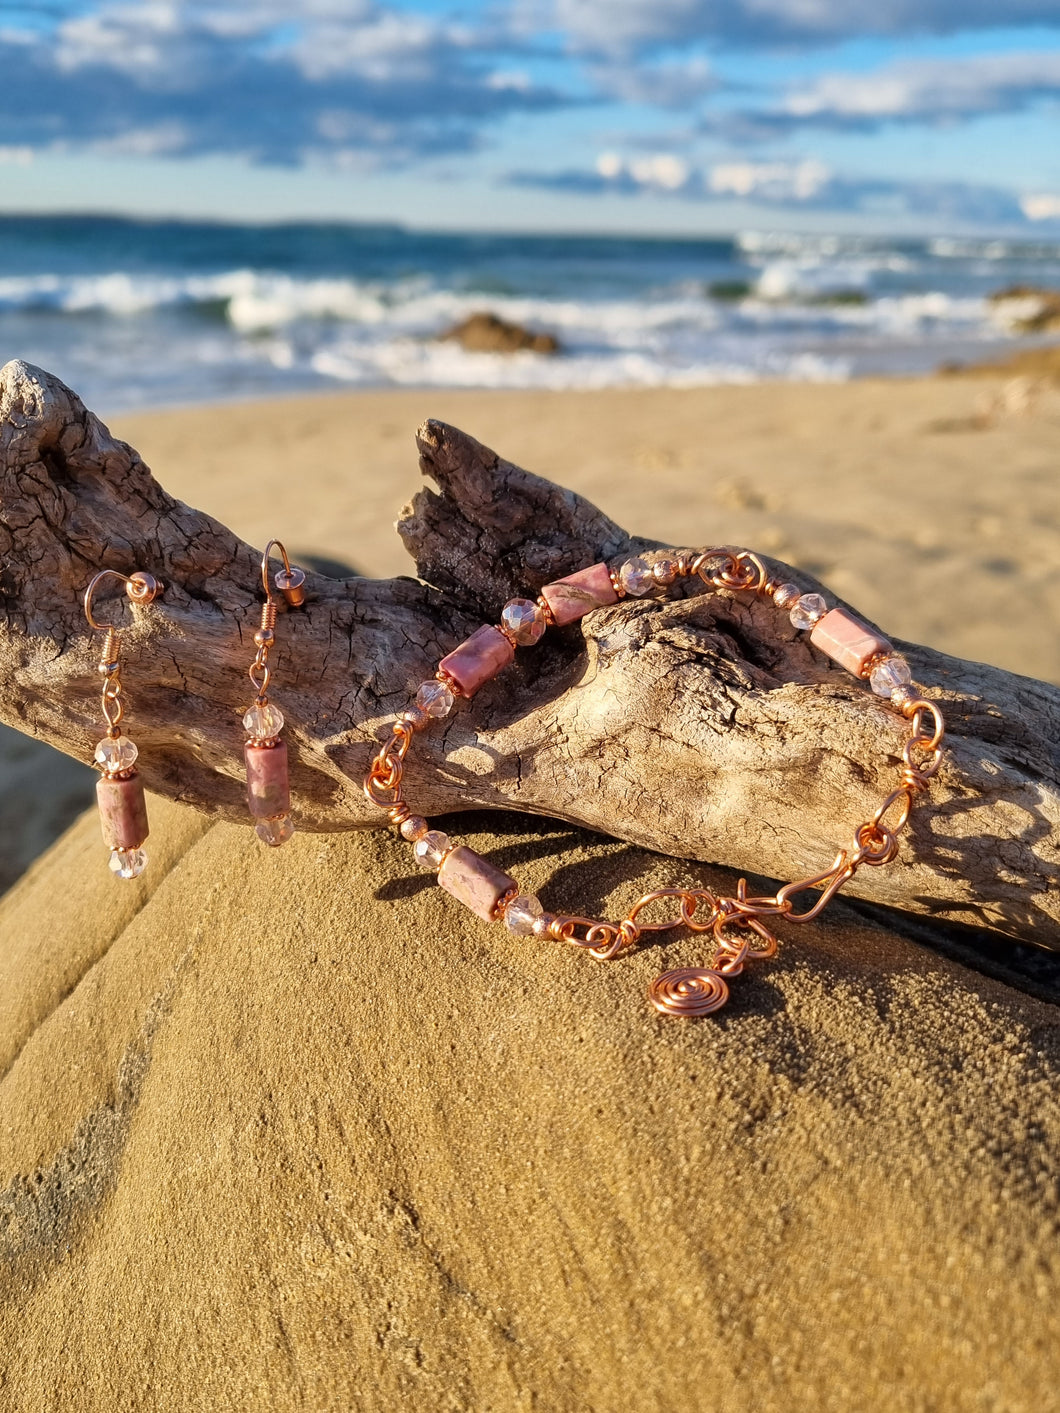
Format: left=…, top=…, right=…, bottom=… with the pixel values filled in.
left=649, top=968, right=730, bottom=1017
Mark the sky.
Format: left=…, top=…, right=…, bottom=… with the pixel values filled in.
left=0, top=0, right=1059, bottom=234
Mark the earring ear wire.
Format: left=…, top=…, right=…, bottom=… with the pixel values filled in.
left=83, top=569, right=163, bottom=628
left=83, top=569, right=163, bottom=880
left=262, top=539, right=306, bottom=607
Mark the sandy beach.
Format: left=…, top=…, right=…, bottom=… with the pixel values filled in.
left=1, top=367, right=1059, bottom=1409
left=2, top=370, right=1058, bottom=894
left=115, top=374, right=1060, bottom=674
left=4, top=1, right=1060, bottom=1394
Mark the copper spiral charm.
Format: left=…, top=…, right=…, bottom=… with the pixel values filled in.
left=649, top=968, right=729, bottom=1017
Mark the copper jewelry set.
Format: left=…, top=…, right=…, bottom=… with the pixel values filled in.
left=82, top=542, right=305, bottom=879
left=364, top=548, right=945, bottom=1019
left=83, top=542, right=945, bottom=1020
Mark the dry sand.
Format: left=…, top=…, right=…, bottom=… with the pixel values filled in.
left=113, top=375, right=1060, bottom=678
left=3, top=372, right=1058, bottom=893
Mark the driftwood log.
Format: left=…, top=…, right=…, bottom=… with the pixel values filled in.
left=1, top=360, right=1058, bottom=946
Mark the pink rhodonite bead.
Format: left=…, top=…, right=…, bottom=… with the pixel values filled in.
left=438, top=625, right=514, bottom=697
left=245, top=741, right=291, bottom=819
left=540, top=562, right=618, bottom=626
left=96, top=772, right=150, bottom=850
left=437, top=846, right=517, bottom=922
left=810, top=608, right=893, bottom=678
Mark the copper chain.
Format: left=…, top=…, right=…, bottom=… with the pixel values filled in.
left=365, top=546, right=945, bottom=1017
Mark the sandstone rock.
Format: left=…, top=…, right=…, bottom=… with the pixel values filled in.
left=1, top=798, right=1059, bottom=1411
left=439, top=312, right=561, bottom=355
left=0, top=725, right=94, bottom=895
left=988, top=283, right=1060, bottom=333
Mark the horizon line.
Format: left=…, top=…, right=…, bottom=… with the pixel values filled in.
left=0, top=207, right=1056, bottom=247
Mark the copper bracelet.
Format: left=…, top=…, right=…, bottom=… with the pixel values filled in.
left=363, top=548, right=945, bottom=1018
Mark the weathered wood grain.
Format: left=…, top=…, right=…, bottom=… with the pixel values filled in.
left=1, top=359, right=1057, bottom=944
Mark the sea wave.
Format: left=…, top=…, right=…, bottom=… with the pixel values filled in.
left=0, top=263, right=1010, bottom=338
left=309, top=339, right=848, bottom=390
left=1, top=215, right=1057, bottom=408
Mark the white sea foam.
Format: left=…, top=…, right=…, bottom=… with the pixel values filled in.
left=2, top=222, right=1056, bottom=410
left=310, top=337, right=847, bottom=390
left=0, top=264, right=989, bottom=338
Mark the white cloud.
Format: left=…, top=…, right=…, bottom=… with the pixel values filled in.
left=782, top=51, right=1060, bottom=127
left=536, top=0, right=703, bottom=54
left=487, top=71, right=534, bottom=92
left=1021, top=194, right=1060, bottom=221
left=589, top=53, right=714, bottom=105
left=0, top=0, right=563, bottom=167
left=511, top=158, right=1047, bottom=227
left=287, top=13, right=452, bottom=83
left=84, top=124, right=191, bottom=157
left=5, top=0, right=1060, bottom=224
left=630, top=153, right=690, bottom=188
left=693, top=48, right=1060, bottom=144
left=708, top=159, right=830, bottom=200
left=591, top=150, right=691, bottom=189
left=535, top=0, right=1060, bottom=52
left=55, top=5, right=184, bottom=79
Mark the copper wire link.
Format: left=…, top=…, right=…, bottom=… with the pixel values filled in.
left=83, top=570, right=163, bottom=740
left=100, top=628, right=120, bottom=670
left=363, top=544, right=947, bottom=1017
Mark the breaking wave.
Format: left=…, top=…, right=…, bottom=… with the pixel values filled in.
left=0, top=215, right=1056, bottom=409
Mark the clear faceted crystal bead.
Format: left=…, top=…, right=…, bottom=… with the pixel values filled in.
left=869, top=655, right=913, bottom=698
left=255, top=815, right=295, bottom=847
left=413, top=830, right=451, bottom=870
left=790, top=593, right=828, bottom=630
left=504, top=893, right=544, bottom=936
left=94, top=735, right=138, bottom=773
left=620, top=557, right=654, bottom=597
left=416, top=680, right=455, bottom=718
left=243, top=702, right=285, bottom=741
left=501, top=598, right=546, bottom=646
left=109, top=846, right=147, bottom=879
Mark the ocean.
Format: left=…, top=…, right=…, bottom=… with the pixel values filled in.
left=1, top=214, right=1057, bottom=412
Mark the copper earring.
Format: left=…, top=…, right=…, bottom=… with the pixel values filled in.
left=242, top=540, right=305, bottom=846
left=83, top=569, right=163, bottom=879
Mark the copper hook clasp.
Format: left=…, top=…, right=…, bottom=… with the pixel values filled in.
left=261, top=539, right=306, bottom=607
left=83, top=570, right=163, bottom=631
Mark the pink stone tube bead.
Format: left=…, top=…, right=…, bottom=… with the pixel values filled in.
left=245, top=741, right=291, bottom=819
left=437, top=846, right=516, bottom=922
left=438, top=624, right=514, bottom=697
left=810, top=608, right=893, bottom=677
left=540, top=562, right=618, bottom=626
left=96, top=772, right=150, bottom=850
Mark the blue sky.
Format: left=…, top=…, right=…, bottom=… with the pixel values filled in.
left=0, top=0, right=1059, bottom=233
